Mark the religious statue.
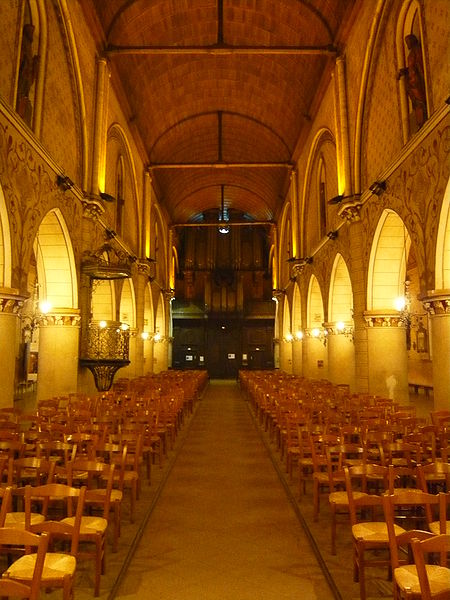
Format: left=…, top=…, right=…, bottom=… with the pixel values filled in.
left=16, top=23, right=39, bottom=125
left=398, top=34, right=427, bottom=129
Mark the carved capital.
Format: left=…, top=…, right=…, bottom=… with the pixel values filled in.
left=81, top=195, right=105, bottom=220
left=421, top=290, right=450, bottom=315
left=363, top=311, right=405, bottom=328
left=0, top=288, right=27, bottom=314
left=338, top=199, right=363, bottom=222
left=39, top=310, right=81, bottom=327
left=137, top=260, right=152, bottom=277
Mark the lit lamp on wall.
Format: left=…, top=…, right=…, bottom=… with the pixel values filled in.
left=307, top=327, right=328, bottom=346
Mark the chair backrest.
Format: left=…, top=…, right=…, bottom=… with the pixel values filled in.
left=417, top=462, right=450, bottom=493
left=0, top=486, right=12, bottom=526
left=28, top=484, right=86, bottom=556
left=0, top=528, right=49, bottom=600
left=382, top=493, right=436, bottom=569
left=67, top=458, right=115, bottom=517
left=411, top=534, right=450, bottom=600
left=343, top=466, right=384, bottom=526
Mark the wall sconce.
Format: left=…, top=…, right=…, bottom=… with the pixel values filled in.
left=100, top=192, right=116, bottom=202
left=283, top=332, right=293, bottom=343
left=369, top=180, right=387, bottom=196
left=56, top=175, right=74, bottom=191
left=327, top=230, right=338, bottom=240
left=141, top=331, right=150, bottom=341
left=295, top=330, right=304, bottom=341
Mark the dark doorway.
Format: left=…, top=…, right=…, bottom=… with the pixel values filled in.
left=206, top=320, right=240, bottom=379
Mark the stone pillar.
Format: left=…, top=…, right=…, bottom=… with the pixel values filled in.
left=292, top=338, right=303, bottom=375
left=36, top=310, right=81, bottom=402
left=279, top=339, right=293, bottom=374
left=325, top=323, right=355, bottom=390
left=0, top=290, right=25, bottom=407
left=303, top=331, right=328, bottom=380
left=364, top=312, right=408, bottom=402
left=422, top=292, right=450, bottom=410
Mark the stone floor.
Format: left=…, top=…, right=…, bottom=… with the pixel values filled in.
left=11, top=380, right=436, bottom=600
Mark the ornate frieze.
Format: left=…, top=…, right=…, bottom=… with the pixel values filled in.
left=422, top=291, right=450, bottom=315
left=363, top=311, right=405, bottom=327
left=0, top=289, right=26, bottom=314
left=39, top=312, right=81, bottom=327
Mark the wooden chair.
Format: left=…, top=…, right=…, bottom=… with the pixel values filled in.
left=382, top=491, right=441, bottom=600
left=329, top=463, right=388, bottom=556
left=0, top=528, right=49, bottom=600
left=418, top=462, right=450, bottom=494
left=428, top=492, right=450, bottom=535
left=9, top=483, right=86, bottom=600
left=65, top=459, right=115, bottom=595
left=411, top=534, right=450, bottom=600
left=344, top=465, right=406, bottom=600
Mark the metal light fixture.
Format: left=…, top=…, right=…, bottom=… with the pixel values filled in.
left=328, top=192, right=361, bottom=205
left=327, top=230, right=338, bottom=240
left=56, top=174, right=74, bottom=191
left=218, top=184, right=230, bottom=234
left=369, top=180, right=387, bottom=196
left=100, top=191, right=116, bottom=202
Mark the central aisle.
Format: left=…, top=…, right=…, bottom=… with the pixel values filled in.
left=115, top=380, right=336, bottom=600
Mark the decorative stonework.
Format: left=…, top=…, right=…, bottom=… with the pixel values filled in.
left=363, top=311, right=405, bottom=327
left=422, top=292, right=450, bottom=315
left=0, top=291, right=26, bottom=314
left=338, top=199, right=363, bottom=222
left=137, top=260, right=152, bottom=277
left=39, top=312, right=81, bottom=327
left=81, top=195, right=104, bottom=220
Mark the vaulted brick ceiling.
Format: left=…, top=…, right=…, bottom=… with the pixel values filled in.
left=82, top=0, right=357, bottom=225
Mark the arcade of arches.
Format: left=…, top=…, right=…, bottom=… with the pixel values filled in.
left=0, top=0, right=449, bottom=412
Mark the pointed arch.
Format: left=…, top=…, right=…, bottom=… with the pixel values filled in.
left=0, top=183, right=11, bottom=287
left=307, top=275, right=325, bottom=328
left=292, top=282, right=302, bottom=337
left=435, top=176, right=450, bottom=289
left=35, top=209, right=77, bottom=309
left=368, top=210, right=410, bottom=311
left=119, top=278, right=136, bottom=328
left=329, top=254, right=353, bottom=323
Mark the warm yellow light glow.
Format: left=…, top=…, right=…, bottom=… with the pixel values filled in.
left=153, top=332, right=161, bottom=342
left=285, top=333, right=293, bottom=342
left=141, top=331, right=149, bottom=340
left=120, top=323, right=129, bottom=331
left=311, top=328, right=320, bottom=337
left=336, top=321, right=346, bottom=331
left=394, top=296, right=406, bottom=311
left=39, top=300, right=52, bottom=314
left=99, top=320, right=107, bottom=328
left=295, top=330, right=304, bottom=340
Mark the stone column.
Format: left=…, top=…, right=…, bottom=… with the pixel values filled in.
left=422, top=291, right=450, bottom=410
left=364, top=312, right=408, bottom=402
left=36, top=310, right=81, bottom=402
left=279, top=339, right=293, bottom=374
left=0, top=290, right=25, bottom=406
left=292, top=338, right=303, bottom=376
left=303, top=330, right=328, bottom=380
left=325, top=323, right=355, bottom=390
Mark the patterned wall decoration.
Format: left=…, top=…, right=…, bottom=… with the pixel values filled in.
left=364, top=120, right=450, bottom=294
left=0, top=119, right=82, bottom=294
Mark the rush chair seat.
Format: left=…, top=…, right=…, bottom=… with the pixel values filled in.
left=0, top=527, right=49, bottom=600
left=411, top=534, right=450, bottom=600
left=382, top=491, right=441, bottom=600
left=344, top=465, right=406, bottom=600
left=9, top=483, right=86, bottom=600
